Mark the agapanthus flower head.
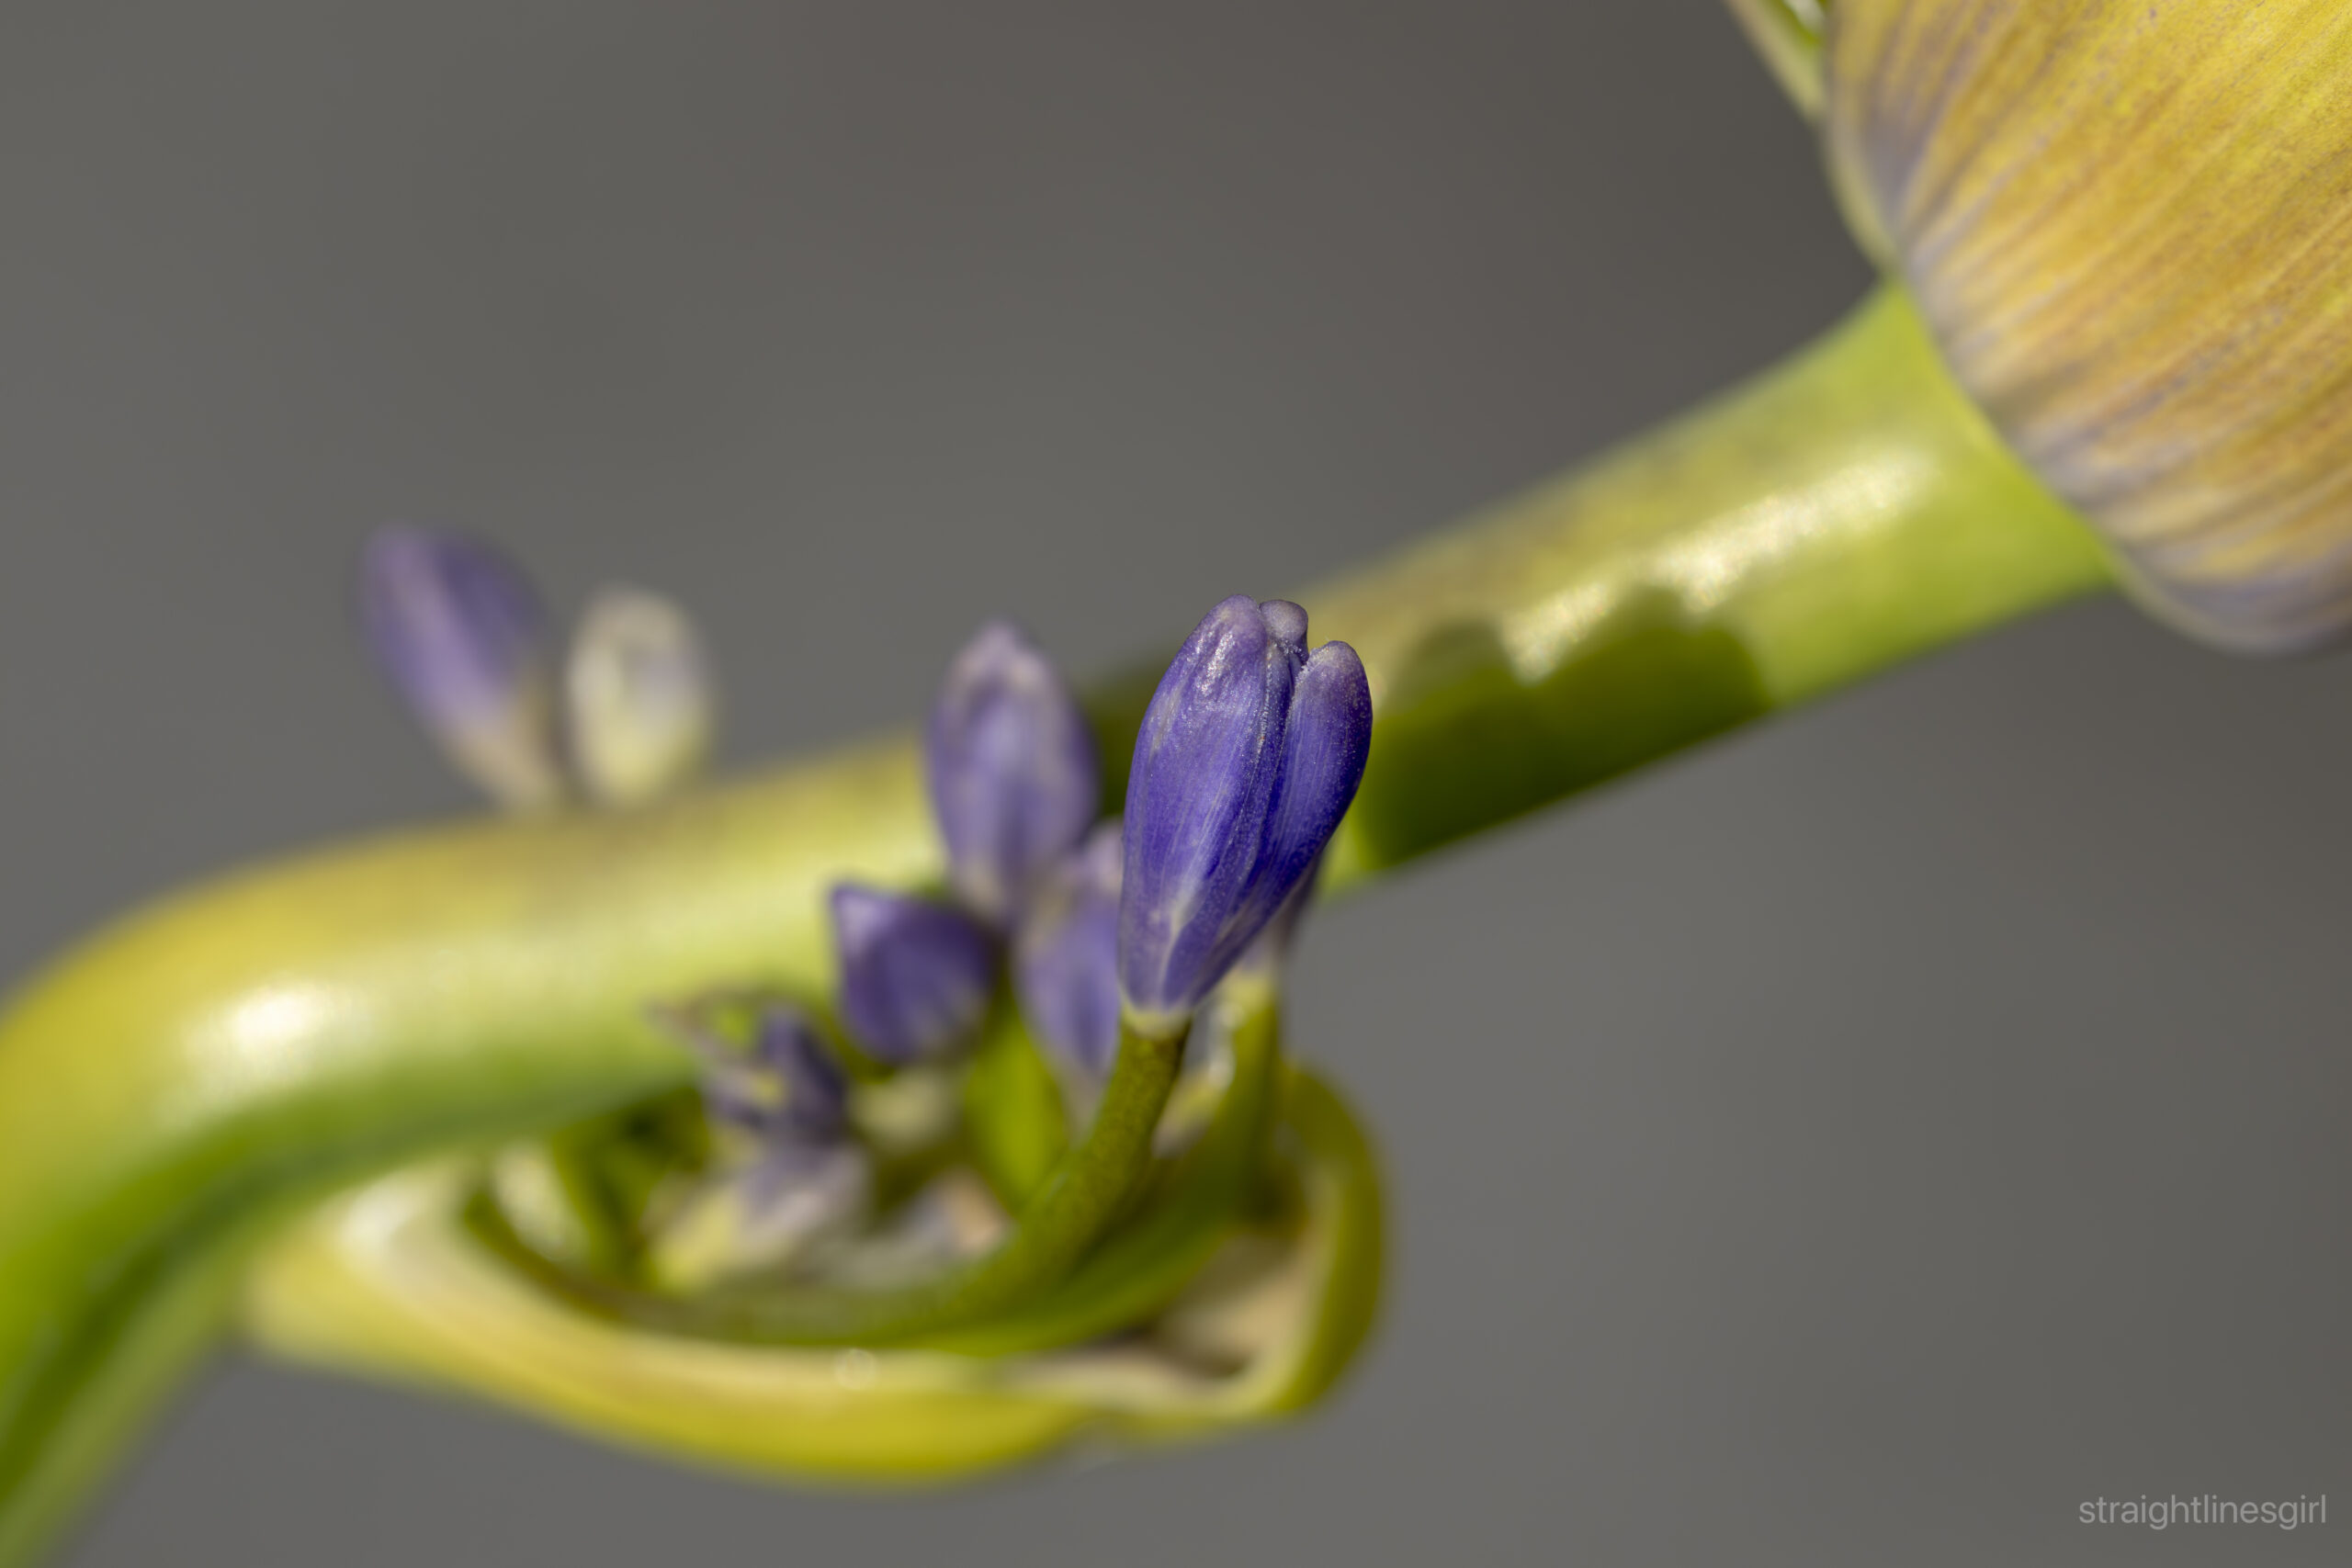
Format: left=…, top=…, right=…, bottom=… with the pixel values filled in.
left=1013, top=820, right=1123, bottom=1078
left=830, top=883, right=998, bottom=1064
left=357, top=524, right=565, bottom=808
left=565, top=585, right=716, bottom=807
left=1118, top=595, right=1371, bottom=1034
left=925, top=620, right=1099, bottom=927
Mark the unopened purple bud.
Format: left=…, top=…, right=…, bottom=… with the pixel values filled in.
left=831, top=883, right=998, bottom=1064
left=1014, top=821, right=1124, bottom=1078
left=659, top=999, right=849, bottom=1145
left=1118, top=596, right=1371, bottom=1031
left=925, top=621, right=1100, bottom=927
left=753, top=1008, right=849, bottom=1141
left=357, top=525, right=565, bottom=810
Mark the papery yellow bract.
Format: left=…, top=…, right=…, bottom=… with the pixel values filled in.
left=1821, top=0, right=2352, bottom=652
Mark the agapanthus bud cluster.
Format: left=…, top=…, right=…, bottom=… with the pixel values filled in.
left=820, top=620, right=1101, bottom=1071
left=359, top=534, right=1374, bottom=1273
left=831, top=596, right=1370, bottom=1077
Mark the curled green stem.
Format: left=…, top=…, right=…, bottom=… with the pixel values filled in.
left=0, top=281, right=2109, bottom=1563
left=243, top=1055, right=1380, bottom=1483
left=474, top=1015, right=1192, bottom=1346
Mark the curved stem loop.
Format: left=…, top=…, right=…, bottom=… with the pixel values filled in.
left=0, top=283, right=2111, bottom=1562
left=475, top=1014, right=1199, bottom=1347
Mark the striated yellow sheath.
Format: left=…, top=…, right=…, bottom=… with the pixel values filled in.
left=1824, top=0, right=2352, bottom=653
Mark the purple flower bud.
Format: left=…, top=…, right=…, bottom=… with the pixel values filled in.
left=646, top=998, right=868, bottom=1290
left=357, top=525, right=565, bottom=810
left=1014, top=821, right=1124, bottom=1078
left=663, top=1000, right=849, bottom=1145
left=1118, top=596, right=1371, bottom=1031
left=831, top=883, right=998, bottom=1064
left=753, top=1008, right=850, bottom=1142
left=925, top=621, right=1099, bottom=927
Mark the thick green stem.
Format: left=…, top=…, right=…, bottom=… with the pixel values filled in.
left=1306, top=282, right=2109, bottom=878
left=0, top=282, right=2108, bottom=1562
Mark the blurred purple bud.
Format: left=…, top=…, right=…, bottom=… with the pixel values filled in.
left=1014, top=821, right=1124, bottom=1078
left=925, top=621, right=1100, bottom=927
left=662, top=1000, right=848, bottom=1145
left=357, top=525, right=565, bottom=810
left=831, top=883, right=998, bottom=1064
left=1118, top=596, right=1371, bottom=1030
left=754, top=1008, right=849, bottom=1142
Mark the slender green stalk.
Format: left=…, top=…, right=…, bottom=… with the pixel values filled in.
left=0, top=281, right=2109, bottom=1562
left=922, top=998, right=1282, bottom=1357
left=958, top=998, right=1072, bottom=1207
left=1251, top=1066, right=1385, bottom=1417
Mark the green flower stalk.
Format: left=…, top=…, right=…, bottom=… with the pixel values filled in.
left=3, top=3, right=2349, bottom=1561
left=0, top=279, right=2098, bottom=1568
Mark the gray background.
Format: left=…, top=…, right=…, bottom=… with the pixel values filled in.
left=0, top=1, right=2343, bottom=1563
